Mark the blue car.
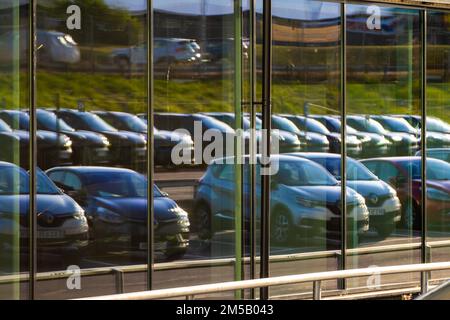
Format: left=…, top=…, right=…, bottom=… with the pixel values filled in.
left=46, top=166, right=190, bottom=259
left=193, top=155, right=369, bottom=245
left=288, top=153, right=402, bottom=237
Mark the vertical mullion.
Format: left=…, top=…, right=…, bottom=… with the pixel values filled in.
left=339, top=2, right=347, bottom=291
left=234, top=0, right=243, bottom=300
left=420, top=9, right=428, bottom=289
left=260, top=0, right=271, bottom=300
left=28, top=0, right=37, bottom=300
left=147, top=0, right=154, bottom=291
left=249, top=0, right=257, bottom=300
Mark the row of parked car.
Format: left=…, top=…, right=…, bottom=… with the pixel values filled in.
left=1, top=109, right=449, bottom=170
left=3, top=149, right=450, bottom=264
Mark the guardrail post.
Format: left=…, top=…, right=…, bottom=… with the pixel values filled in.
left=113, top=268, right=124, bottom=294
left=313, top=281, right=322, bottom=300
left=421, top=271, right=429, bottom=295
left=186, top=295, right=194, bottom=300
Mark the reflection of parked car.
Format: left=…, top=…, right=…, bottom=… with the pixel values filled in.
left=202, top=112, right=303, bottom=154
left=54, top=109, right=147, bottom=168
left=395, top=115, right=450, bottom=148
left=311, top=115, right=375, bottom=157
left=111, top=38, right=201, bottom=70
left=0, top=163, right=89, bottom=265
left=94, top=111, right=194, bottom=166
left=36, top=109, right=110, bottom=165
left=194, top=155, right=369, bottom=246
left=281, top=114, right=362, bottom=156
left=0, top=30, right=80, bottom=65
left=347, top=116, right=418, bottom=155
left=154, top=113, right=236, bottom=164
left=259, top=114, right=329, bottom=152
left=289, top=153, right=401, bottom=237
left=204, top=38, right=248, bottom=62
left=416, top=148, right=450, bottom=163
left=0, top=110, right=73, bottom=169
left=362, top=157, right=450, bottom=231
left=46, top=167, right=190, bottom=259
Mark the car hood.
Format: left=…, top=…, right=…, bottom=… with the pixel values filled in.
left=62, top=130, right=108, bottom=147
left=92, top=196, right=180, bottom=222
left=99, top=130, right=146, bottom=147
left=296, top=131, right=329, bottom=145
left=0, top=194, right=79, bottom=218
left=346, top=180, right=393, bottom=199
left=280, top=184, right=361, bottom=205
left=13, top=129, right=70, bottom=147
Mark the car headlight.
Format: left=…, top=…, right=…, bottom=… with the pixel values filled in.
left=296, top=197, right=325, bottom=208
left=101, top=136, right=111, bottom=147
left=97, top=207, right=125, bottom=224
left=63, top=138, right=72, bottom=148
left=427, top=188, right=450, bottom=202
left=169, top=206, right=188, bottom=217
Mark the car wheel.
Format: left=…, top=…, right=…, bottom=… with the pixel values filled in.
left=196, top=203, right=213, bottom=240
left=271, top=209, right=294, bottom=246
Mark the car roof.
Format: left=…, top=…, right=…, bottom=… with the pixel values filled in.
left=361, top=156, right=422, bottom=163
left=47, top=166, right=137, bottom=174
left=0, top=161, right=21, bottom=168
left=288, top=152, right=342, bottom=159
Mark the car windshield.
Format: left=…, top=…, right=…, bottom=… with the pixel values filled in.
left=115, top=113, right=147, bottom=132
left=83, top=171, right=161, bottom=198
left=275, top=160, right=338, bottom=186
left=377, top=117, right=416, bottom=134
left=37, top=110, right=74, bottom=132
left=195, top=115, right=234, bottom=133
left=0, top=119, right=12, bottom=132
left=1, top=112, right=30, bottom=130
left=304, top=118, right=330, bottom=135
left=312, top=157, right=377, bottom=181
left=321, top=117, right=358, bottom=134
left=400, top=159, right=450, bottom=180
left=272, top=117, right=301, bottom=134
left=427, top=118, right=450, bottom=133
left=74, top=112, right=117, bottom=132
left=0, top=167, right=59, bottom=195
left=350, top=117, right=387, bottom=135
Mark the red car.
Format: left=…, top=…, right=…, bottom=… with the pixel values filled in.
left=361, top=157, right=450, bottom=231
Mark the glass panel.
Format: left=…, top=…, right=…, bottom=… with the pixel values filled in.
left=153, top=0, right=243, bottom=297
left=0, top=0, right=30, bottom=299
left=36, top=0, right=148, bottom=298
left=269, top=0, right=342, bottom=298
left=346, top=4, right=421, bottom=290
left=426, top=11, right=450, bottom=282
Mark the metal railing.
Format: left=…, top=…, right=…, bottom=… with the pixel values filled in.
left=1, top=239, right=450, bottom=297
left=77, top=261, right=450, bottom=300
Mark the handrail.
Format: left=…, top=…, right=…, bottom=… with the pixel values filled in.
left=0, top=240, right=448, bottom=286
left=77, top=261, right=450, bottom=300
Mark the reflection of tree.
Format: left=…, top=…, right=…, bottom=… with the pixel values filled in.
left=38, top=0, right=143, bottom=45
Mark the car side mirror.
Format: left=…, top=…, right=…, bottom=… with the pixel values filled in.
left=161, top=191, right=169, bottom=197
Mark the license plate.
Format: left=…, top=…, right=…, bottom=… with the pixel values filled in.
left=136, top=148, right=146, bottom=156
left=38, top=230, right=64, bottom=239
left=368, top=208, right=385, bottom=216
left=96, top=149, right=108, bottom=157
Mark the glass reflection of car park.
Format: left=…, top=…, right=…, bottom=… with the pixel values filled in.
left=347, top=116, right=419, bottom=155
left=416, top=148, right=450, bottom=164
left=258, top=114, right=329, bottom=153
left=203, top=112, right=303, bottom=154
left=46, top=167, right=190, bottom=259
left=311, top=115, right=376, bottom=157
left=53, top=109, right=147, bottom=168
left=396, top=115, right=450, bottom=148
left=280, top=114, right=362, bottom=156
left=204, top=38, right=249, bottom=62
left=111, top=38, right=201, bottom=70
left=289, top=153, right=401, bottom=237
left=93, top=111, right=195, bottom=166
left=362, top=157, right=450, bottom=231
left=153, top=113, right=237, bottom=164
left=36, top=109, right=110, bottom=165
left=0, top=110, right=73, bottom=169
left=0, top=29, right=80, bottom=65
left=194, top=155, right=369, bottom=246
left=0, top=162, right=89, bottom=266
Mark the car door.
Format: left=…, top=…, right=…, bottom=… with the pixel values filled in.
left=210, top=163, right=238, bottom=227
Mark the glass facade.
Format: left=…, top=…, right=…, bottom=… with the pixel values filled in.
left=0, top=0, right=449, bottom=300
